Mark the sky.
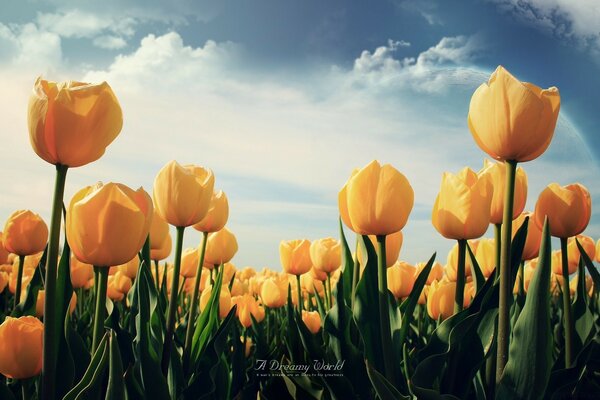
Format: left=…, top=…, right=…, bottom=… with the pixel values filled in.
left=0, top=0, right=599, bottom=269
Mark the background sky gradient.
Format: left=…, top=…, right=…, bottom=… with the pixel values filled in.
left=0, top=0, right=599, bottom=269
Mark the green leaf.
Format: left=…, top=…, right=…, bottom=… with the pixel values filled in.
left=497, top=219, right=553, bottom=400
left=466, top=243, right=485, bottom=294
left=63, top=333, right=109, bottom=400
left=11, top=260, right=44, bottom=317
left=106, top=329, right=126, bottom=400
left=572, top=256, right=595, bottom=358
left=339, top=218, right=355, bottom=308
left=366, top=360, right=411, bottom=400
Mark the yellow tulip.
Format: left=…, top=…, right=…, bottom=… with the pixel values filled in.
left=28, top=78, right=123, bottom=167
left=387, top=261, right=416, bottom=299
left=301, top=310, right=321, bottom=334
left=66, top=182, right=153, bottom=267
left=551, top=250, right=578, bottom=276
left=468, top=66, right=560, bottom=162
left=204, top=228, right=238, bottom=266
left=193, top=190, right=229, bottom=233
left=0, top=316, right=43, bottom=379
left=180, top=247, right=200, bottom=278
left=70, top=254, right=94, bottom=289
left=0, top=232, right=10, bottom=264
left=357, top=231, right=403, bottom=271
left=339, top=160, right=414, bottom=235
left=569, top=273, right=593, bottom=297
left=223, top=262, right=237, bottom=284
left=280, top=239, right=312, bottom=276
left=310, top=266, right=328, bottom=282
left=479, top=159, right=527, bottom=224
left=415, top=261, right=444, bottom=285
left=30, top=290, right=76, bottom=318
left=200, top=285, right=232, bottom=319
left=0, top=272, right=8, bottom=293
left=233, top=294, right=265, bottom=328
left=301, top=273, right=324, bottom=296
left=149, top=209, right=169, bottom=251
left=512, top=212, right=542, bottom=261
left=474, top=238, right=496, bottom=278
left=107, top=271, right=133, bottom=302
left=3, top=210, right=48, bottom=256
left=445, top=240, right=477, bottom=281
left=116, top=255, right=139, bottom=279
left=151, top=233, right=172, bottom=261
left=432, top=167, right=492, bottom=240
left=427, top=281, right=474, bottom=320
left=309, top=237, right=341, bottom=274
left=513, top=262, right=536, bottom=294
left=596, top=239, right=600, bottom=263
left=567, top=235, right=595, bottom=266
left=260, top=278, right=287, bottom=308
left=534, top=183, right=591, bottom=238
left=153, top=160, right=214, bottom=228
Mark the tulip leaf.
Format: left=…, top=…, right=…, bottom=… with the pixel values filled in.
left=572, top=258, right=595, bottom=358
left=106, top=329, right=126, bottom=400
left=366, top=359, right=411, bottom=400
left=339, top=218, right=355, bottom=307
left=63, top=332, right=109, bottom=400
left=352, top=234, right=384, bottom=373
left=285, top=285, right=303, bottom=363
left=577, top=239, right=600, bottom=298
left=497, top=219, right=553, bottom=400
left=0, top=384, right=16, bottom=400
left=313, top=284, right=326, bottom=318
left=509, top=216, right=529, bottom=290
left=466, top=244, right=485, bottom=293
left=11, top=262, right=43, bottom=317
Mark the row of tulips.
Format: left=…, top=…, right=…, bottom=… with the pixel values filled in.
left=0, top=64, right=599, bottom=399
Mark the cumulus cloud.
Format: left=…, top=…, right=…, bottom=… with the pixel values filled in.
left=93, top=35, right=128, bottom=50
left=490, top=0, right=600, bottom=55
left=0, top=22, right=62, bottom=71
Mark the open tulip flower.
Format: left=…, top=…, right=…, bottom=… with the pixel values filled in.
left=0, top=316, right=44, bottom=380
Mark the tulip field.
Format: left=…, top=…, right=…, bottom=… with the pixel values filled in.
left=1, top=66, right=600, bottom=400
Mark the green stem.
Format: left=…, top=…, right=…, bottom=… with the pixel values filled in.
left=183, top=231, right=208, bottom=369
left=41, top=163, right=68, bottom=400
left=153, top=259, right=160, bottom=290
left=92, top=266, right=108, bottom=353
left=351, top=237, right=360, bottom=309
left=496, top=159, right=517, bottom=382
left=455, top=239, right=467, bottom=313
left=326, top=273, right=333, bottom=309
left=494, top=223, right=502, bottom=282
left=519, top=260, right=525, bottom=296
left=560, top=237, right=574, bottom=368
left=14, top=255, right=25, bottom=308
left=161, top=226, right=185, bottom=376
left=296, top=274, right=303, bottom=313
left=377, top=235, right=394, bottom=382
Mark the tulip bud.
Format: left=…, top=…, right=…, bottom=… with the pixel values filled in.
left=70, top=254, right=94, bottom=289
left=479, top=159, right=527, bottom=224
left=357, top=231, right=403, bottom=272
left=567, top=235, right=595, bottom=266
left=0, top=316, right=43, bottom=379
left=339, top=160, right=414, bottom=235
left=116, top=255, right=139, bottom=279
left=149, top=209, right=169, bottom=250
left=432, top=167, right=492, bottom=240
left=28, top=78, right=123, bottom=167
left=387, top=261, right=416, bottom=299
left=534, top=183, right=591, bottom=238
left=180, top=247, right=200, bottom=278
left=309, top=237, right=341, bottom=274
left=427, top=281, right=473, bottom=320
left=301, top=310, right=321, bottom=334
left=204, top=228, right=238, bottom=266
left=0, top=232, right=9, bottom=265
left=200, top=285, right=232, bottom=319
left=415, top=261, right=443, bottom=285
left=474, top=238, right=496, bottom=278
left=193, top=191, right=229, bottom=233
left=512, top=212, right=542, bottom=261
left=260, top=278, right=287, bottom=308
left=3, top=210, right=48, bottom=256
left=280, top=239, right=312, bottom=276
left=234, top=294, right=265, bottom=328
left=66, top=182, right=153, bottom=267
left=151, top=233, right=172, bottom=261
left=468, top=66, right=560, bottom=162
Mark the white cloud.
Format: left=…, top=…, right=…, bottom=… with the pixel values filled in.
left=93, top=35, right=127, bottom=49
left=1, top=31, right=598, bottom=268
left=0, top=22, right=62, bottom=71
left=491, top=0, right=600, bottom=55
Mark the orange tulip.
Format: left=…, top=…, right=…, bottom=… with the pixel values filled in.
left=0, top=232, right=9, bottom=264
left=204, top=228, right=238, bottom=266
left=193, top=191, right=229, bottom=233
left=30, top=290, right=76, bottom=317
left=151, top=233, right=172, bottom=261
left=28, top=78, right=123, bottom=167
left=70, top=255, right=94, bottom=289
left=67, top=182, right=152, bottom=267
left=3, top=210, right=48, bottom=256
left=180, top=247, right=200, bottom=278
left=387, top=261, right=416, bottom=299
left=468, top=66, right=560, bottom=162
left=301, top=310, right=321, bottom=334
left=339, top=160, right=414, bottom=235
left=153, top=161, right=214, bottom=228
left=479, top=159, right=527, bottom=224
left=474, top=238, right=496, bottom=278
left=0, top=316, right=43, bottom=379
left=233, top=294, right=265, bottom=328
left=427, top=281, right=474, bottom=320
left=512, top=212, right=542, bottom=261
left=445, top=241, right=477, bottom=281
left=280, top=239, right=312, bottom=276
left=567, top=235, right=596, bottom=266
left=200, top=285, right=232, bottom=319
left=357, top=231, right=403, bottom=271
left=534, top=183, right=591, bottom=238
left=415, top=261, right=444, bottom=285
left=301, top=273, right=324, bottom=296
left=596, top=239, right=600, bottom=263
left=116, top=255, right=139, bottom=279
left=432, top=167, right=492, bottom=240
left=149, top=209, right=169, bottom=251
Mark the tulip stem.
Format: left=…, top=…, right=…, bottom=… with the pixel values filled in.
left=494, top=223, right=502, bottom=282
left=42, top=163, right=68, bottom=400
left=560, top=237, right=574, bottom=368
left=455, top=239, right=467, bottom=313
left=14, top=255, right=25, bottom=308
left=162, top=226, right=185, bottom=376
left=296, top=275, right=303, bottom=313
left=183, top=231, right=209, bottom=370
left=377, top=235, right=394, bottom=383
left=153, top=260, right=160, bottom=291
left=496, top=159, right=517, bottom=382
left=92, top=266, right=108, bottom=353
left=351, top=237, right=360, bottom=309
left=326, top=273, right=333, bottom=309
left=518, top=261, right=525, bottom=297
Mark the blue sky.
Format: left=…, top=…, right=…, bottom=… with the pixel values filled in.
left=0, top=0, right=599, bottom=269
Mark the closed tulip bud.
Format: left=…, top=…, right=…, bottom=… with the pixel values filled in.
left=301, top=273, right=324, bottom=296
left=31, top=290, right=76, bottom=317
left=0, top=233, right=9, bottom=264
left=0, top=316, right=43, bottom=379
left=260, top=278, right=287, bottom=308
left=569, top=273, right=593, bottom=297
left=513, top=262, right=536, bottom=294
left=200, top=285, right=232, bottom=319
left=149, top=209, right=169, bottom=250
left=445, top=241, right=475, bottom=281
left=468, top=66, right=560, bottom=162
left=230, top=278, right=246, bottom=296
left=567, top=235, right=595, bottom=266
left=242, top=336, right=253, bottom=357
left=70, top=255, right=94, bottom=289
left=479, top=159, right=527, bottom=224
left=280, top=239, right=312, bottom=276
left=415, top=261, right=444, bottom=285
left=204, top=228, right=238, bottom=266
left=151, top=233, right=172, bottom=261
left=234, top=294, right=265, bottom=328
left=302, top=310, right=321, bottom=334
left=357, top=231, right=403, bottom=272
left=310, top=266, right=328, bottom=282
left=534, top=183, right=591, bottom=238
left=387, top=261, right=416, bottom=299
left=474, top=238, right=496, bottom=278
left=596, top=239, right=600, bottom=263
left=427, top=281, right=473, bottom=320
left=153, top=161, right=214, bottom=227
left=0, top=272, right=8, bottom=293
left=238, top=267, right=257, bottom=282
left=222, top=263, right=237, bottom=284
left=180, top=247, right=200, bottom=278
left=116, top=255, right=139, bottom=279
left=339, top=160, right=414, bottom=235
left=28, top=78, right=123, bottom=167
left=67, top=182, right=152, bottom=267
left=512, top=212, right=542, bottom=261
left=3, top=210, right=48, bottom=256
left=551, top=250, right=577, bottom=276
left=193, top=191, right=229, bottom=233
left=432, top=167, right=492, bottom=240
left=310, top=237, right=341, bottom=274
